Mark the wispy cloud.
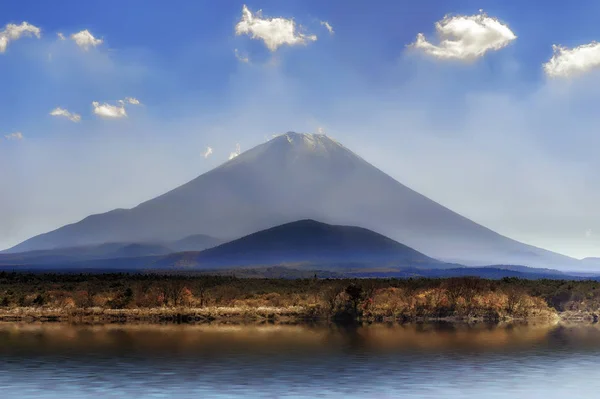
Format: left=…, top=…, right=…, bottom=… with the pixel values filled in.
left=49, top=107, right=81, bottom=123
left=57, top=32, right=66, bottom=41
left=586, top=229, right=593, bottom=238
left=71, top=29, right=103, bottom=50
left=92, top=101, right=127, bottom=119
left=0, top=22, right=41, bottom=53
left=321, top=21, right=334, bottom=35
left=543, top=42, right=600, bottom=78
left=410, top=11, right=516, bottom=61
left=229, top=143, right=241, bottom=160
left=234, top=48, right=250, bottom=63
left=235, top=5, right=317, bottom=52
left=4, top=132, right=23, bottom=140
left=203, top=146, right=213, bottom=158
left=124, top=97, right=141, bottom=105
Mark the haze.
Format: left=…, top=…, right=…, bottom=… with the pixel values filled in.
left=1, top=0, right=600, bottom=259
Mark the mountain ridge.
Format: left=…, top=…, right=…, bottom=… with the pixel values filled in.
left=0, top=234, right=223, bottom=265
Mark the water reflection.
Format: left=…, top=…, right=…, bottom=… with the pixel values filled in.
left=0, top=322, right=595, bottom=355
left=1, top=322, right=600, bottom=398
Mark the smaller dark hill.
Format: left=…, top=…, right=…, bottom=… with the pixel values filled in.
left=155, top=219, right=442, bottom=269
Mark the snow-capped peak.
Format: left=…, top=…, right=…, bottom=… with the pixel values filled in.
left=272, top=131, right=343, bottom=152
left=221, top=131, right=362, bottom=171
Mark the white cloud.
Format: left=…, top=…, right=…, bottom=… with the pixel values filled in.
left=316, top=127, right=325, bottom=134
left=411, top=11, right=516, bottom=61
left=49, top=107, right=81, bottom=123
left=235, top=5, right=317, bottom=51
left=91, top=97, right=140, bottom=119
left=234, top=48, right=250, bottom=63
left=0, top=22, right=41, bottom=53
left=4, top=132, right=23, bottom=140
left=321, top=21, right=334, bottom=35
left=203, top=146, right=213, bottom=158
left=71, top=30, right=103, bottom=50
left=543, top=42, right=600, bottom=78
left=124, top=97, right=141, bottom=105
left=229, top=143, right=241, bottom=160
left=57, top=32, right=66, bottom=41
left=92, top=101, right=127, bottom=119
left=586, top=229, right=593, bottom=238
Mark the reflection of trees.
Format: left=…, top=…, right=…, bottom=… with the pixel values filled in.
left=5, top=323, right=600, bottom=359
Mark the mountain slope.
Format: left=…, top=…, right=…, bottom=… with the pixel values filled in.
left=0, top=243, right=172, bottom=266
left=169, top=234, right=224, bottom=252
left=7, top=132, right=578, bottom=269
left=154, top=219, right=443, bottom=269
left=0, top=234, right=222, bottom=266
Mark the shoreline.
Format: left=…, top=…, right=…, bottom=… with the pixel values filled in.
left=0, top=305, right=574, bottom=325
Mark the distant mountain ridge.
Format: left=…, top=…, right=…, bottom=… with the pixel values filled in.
left=6, top=132, right=580, bottom=270
left=0, top=234, right=223, bottom=266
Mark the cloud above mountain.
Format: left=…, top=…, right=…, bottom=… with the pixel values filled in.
left=234, top=48, right=250, bottom=63
left=235, top=5, right=317, bottom=51
left=544, top=42, right=600, bottom=78
left=50, top=107, right=81, bottom=122
left=92, top=97, right=140, bottom=119
left=411, top=11, right=516, bottom=61
left=125, top=97, right=140, bottom=105
left=70, top=30, right=103, bottom=50
left=92, top=101, right=127, bottom=118
left=229, top=143, right=241, bottom=160
left=0, top=22, right=41, bottom=53
left=321, top=21, right=334, bottom=35
left=4, top=132, right=23, bottom=140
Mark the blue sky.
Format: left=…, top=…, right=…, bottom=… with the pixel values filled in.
left=2, top=0, right=600, bottom=258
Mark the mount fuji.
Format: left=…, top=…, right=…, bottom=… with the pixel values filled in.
left=6, top=132, right=578, bottom=269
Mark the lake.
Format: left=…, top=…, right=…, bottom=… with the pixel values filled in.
left=1, top=322, right=599, bottom=398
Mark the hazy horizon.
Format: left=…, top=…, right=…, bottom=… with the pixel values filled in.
left=2, top=1, right=600, bottom=259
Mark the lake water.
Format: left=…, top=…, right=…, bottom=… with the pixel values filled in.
left=1, top=322, right=600, bottom=398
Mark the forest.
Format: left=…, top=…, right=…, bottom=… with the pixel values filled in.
left=0, top=272, right=599, bottom=323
